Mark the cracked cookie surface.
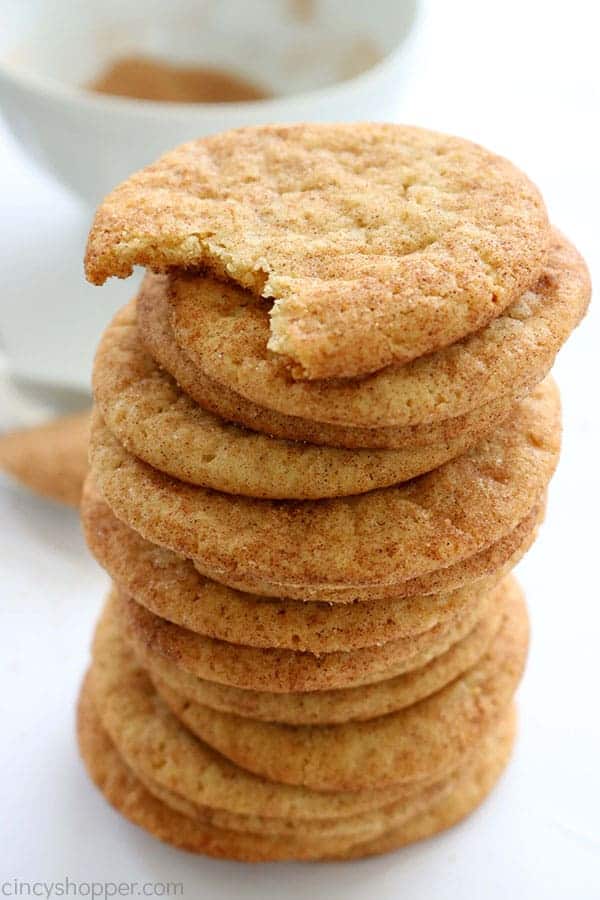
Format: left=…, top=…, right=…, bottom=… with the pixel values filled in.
left=138, top=273, right=522, bottom=449
left=85, top=123, right=550, bottom=379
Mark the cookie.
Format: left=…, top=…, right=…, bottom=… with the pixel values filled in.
left=138, top=271, right=525, bottom=450
left=154, top=579, right=527, bottom=791
left=78, top=676, right=516, bottom=861
left=167, top=230, right=587, bottom=428
left=82, top=482, right=538, bottom=653
left=0, top=411, right=89, bottom=507
left=135, top=581, right=505, bottom=725
left=116, top=584, right=495, bottom=693
left=89, top=603, right=478, bottom=821
left=79, top=672, right=453, bottom=851
left=93, top=302, right=493, bottom=498
left=331, top=706, right=515, bottom=862
left=366, top=502, right=542, bottom=601
left=85, top=123, right=550, bottom=380
left=132, top=760, right=454, bottom=850
left=85, top=467, right=542, bottom=613
left=88, top=380, right=559, bottom=600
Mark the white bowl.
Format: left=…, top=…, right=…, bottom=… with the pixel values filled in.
left=0, top=0, right=419, bottom=205
left=0, top=0, right=418, bottom=397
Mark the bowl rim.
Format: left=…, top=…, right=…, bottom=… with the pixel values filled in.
left=0, top=1, right=419, bottom=117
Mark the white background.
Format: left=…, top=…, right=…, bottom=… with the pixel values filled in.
left=1, top=0, right=599, bottom=897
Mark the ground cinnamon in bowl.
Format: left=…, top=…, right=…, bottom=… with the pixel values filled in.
left=88, top=55, right=270, bottom=103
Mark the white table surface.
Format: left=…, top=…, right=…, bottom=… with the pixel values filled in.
left=1, top=1, right=599, bottom=896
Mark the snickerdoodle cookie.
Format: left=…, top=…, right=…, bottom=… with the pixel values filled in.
left=79, top=668, right=451, bottom=850
left=88, top=380, right=559, bottom=600
left=165, top=230, right=587, bottom=431
left=78, top=676, right=516, bottom=861
left=82, top=482, right=538, bottom=653
left=137, top=273, right=525, bottom=451
left=134, top=581, right=506, bottom=725
left=0, top=411, right=89, bottom=507
left=116, top=585, right=495, bottom=693
left=93, top=302, right=490, bottom=497
left=85, top=123, right=550, bottom=380
left=90, top=604, right=483, bottom=822
left=153, top=580, right=527, bottom=791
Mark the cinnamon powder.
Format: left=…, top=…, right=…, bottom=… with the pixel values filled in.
left=88, top=55, right=270, bottom=103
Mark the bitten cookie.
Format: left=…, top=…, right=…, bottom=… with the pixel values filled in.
left=138, top=273, right=524, bottom=450
left=85, top=123, right=550, bottom=380
left=165, top=230, right=588, bottom=431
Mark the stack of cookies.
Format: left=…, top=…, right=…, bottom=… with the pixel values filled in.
left=78, top=125, right=590, bottom=862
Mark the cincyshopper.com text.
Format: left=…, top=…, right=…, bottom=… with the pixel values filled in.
left=1, top=880, right=184, bottom=900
